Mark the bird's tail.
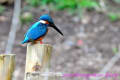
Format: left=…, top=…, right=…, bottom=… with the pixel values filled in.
left=21, top=37, right=29, bottom=44
left=21, top=40, right=25, bottom=44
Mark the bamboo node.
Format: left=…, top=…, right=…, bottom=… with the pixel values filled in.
left=32, top=62, right=42, bottom=71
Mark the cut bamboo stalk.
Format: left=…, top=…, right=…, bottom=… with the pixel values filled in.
left=25, top=43, right=53, bottom=80
left=0, top=54, right=15, bottom=80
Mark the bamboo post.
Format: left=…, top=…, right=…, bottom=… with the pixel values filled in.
left=0, top=54, right=15, bottom=80
left=25, top=43, right=53, bottom=80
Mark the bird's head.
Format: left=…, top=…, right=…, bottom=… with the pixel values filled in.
left=39, top=14, right=63, bottom=36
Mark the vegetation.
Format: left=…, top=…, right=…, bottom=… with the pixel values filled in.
left=25, top=0, right=120, bottom=22
left=107, top=13, right=119, bottom=22
left=25, top=0, right=99, bottom=18
left=0, top=5, right=5, bottom=14
left=114, top=0, right=120, bottom=4
left=20, top=12, right=33, bottom=25
left=25, top=0, right=99, bottom=10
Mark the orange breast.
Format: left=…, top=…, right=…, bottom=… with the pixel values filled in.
left=36, top=36, right=44, bottom=41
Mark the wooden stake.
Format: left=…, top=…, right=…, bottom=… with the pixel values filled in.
left=0, top=54, right=15, bottom=80
left=25, top=43, right=53, bottom=80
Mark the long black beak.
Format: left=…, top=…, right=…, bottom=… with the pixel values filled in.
left=50, top=23, right=63, bottom=36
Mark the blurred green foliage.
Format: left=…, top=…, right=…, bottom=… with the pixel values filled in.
left=20, top=12, right=33, bottom=25
left=55, top=0, right=77, bottom=10
left=79, top=0, right=98, bottom=8
left=0, top=5, right=5, bottom=14
left=26, top=0, right=40, bottom=7
left=25, top=0, right=99, bottom=10
left=25, top=0, right=120, bottom=22
left=114, top=0, right=120, bottom=4
left=112, top=47, right=119, bottom=54
left=25, top=0, right=99, bottom=19
left=107, top=13, right=119, bottom=22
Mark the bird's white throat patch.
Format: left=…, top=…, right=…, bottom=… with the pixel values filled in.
left=39, top=20, right=47, bottom=24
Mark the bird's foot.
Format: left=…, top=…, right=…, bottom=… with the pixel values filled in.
left=40, top=41, right=43, bottom=44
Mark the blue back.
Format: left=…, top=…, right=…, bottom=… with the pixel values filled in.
left=22, top=22, right=47, bottom=43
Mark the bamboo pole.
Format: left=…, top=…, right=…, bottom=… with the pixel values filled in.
left=25, top=43, right=53, bottom=80
left=5, top=0, right=21, bottom=54
left=0, top=54, right=15, bottom=80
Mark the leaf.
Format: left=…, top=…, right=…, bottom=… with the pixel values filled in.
left=0, top=5, right=5, bottom=14
left=79, top=0, right=98, bottom=8
left=112, top=48, right=118, bottom=54
left=56, top=0, right=77, bottom=10
left=107, top=13, right=118, bottom=22
left=41, top=0, right=54, bottom=5
left=26, top=0, right=40, bottom=7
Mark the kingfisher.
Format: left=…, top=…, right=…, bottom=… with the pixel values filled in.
left=21, top=14, right=63, bottom=44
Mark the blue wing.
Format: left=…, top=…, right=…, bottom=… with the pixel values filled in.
left=21, top=22, right=47, bottom=44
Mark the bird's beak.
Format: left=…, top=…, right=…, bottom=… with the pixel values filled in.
left=50, top=23, right=63, bottom=36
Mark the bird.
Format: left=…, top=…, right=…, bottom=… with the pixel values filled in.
left=21, top=14, right=63, bottom=44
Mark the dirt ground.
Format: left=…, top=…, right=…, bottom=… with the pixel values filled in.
left=0, top=6, right=120, bottom=80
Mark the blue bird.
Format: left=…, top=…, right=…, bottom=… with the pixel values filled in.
left=21, top=14, right=63, bottom=44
